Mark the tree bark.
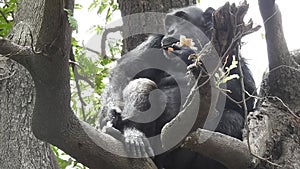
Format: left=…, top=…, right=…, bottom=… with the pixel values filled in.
left=0, top=0, right=61, bottom=168
left=255, top=0, right=300, bottom=168
left=0, top=60, right=58, bottom=169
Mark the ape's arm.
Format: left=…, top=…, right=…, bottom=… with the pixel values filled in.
left=101, top=78, right=157, bottom=158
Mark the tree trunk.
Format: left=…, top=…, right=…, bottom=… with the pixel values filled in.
left=0, top=60, right=58, bottom=168
left=117, top=0, right=196, bottom=53
left=0, top=0, right=61, bottom=167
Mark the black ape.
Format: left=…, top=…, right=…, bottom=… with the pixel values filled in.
left=98, top=6, right=256, bottom=169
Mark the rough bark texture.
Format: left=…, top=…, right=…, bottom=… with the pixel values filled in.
left=256, top=0, right=300, bottom=168
left=0, top=0, right=60, bottom=168
left=259, top=0, right=300, bottom=109
left=0, top=60, right=58, bottom=169
left=117, top=0, right=196, bottom=53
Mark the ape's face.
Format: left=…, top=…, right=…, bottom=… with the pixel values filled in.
left=161, top=6, right=214, bottom=49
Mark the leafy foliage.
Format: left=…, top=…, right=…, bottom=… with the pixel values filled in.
left=88, top=0, right=119, bottom=34
left=0, top=0, right=17, bottom=37
left=89, top=0, right=118, bottom=22
left=51, top=146, right=87, bottom=169
left=70, top=37, right=112, bottom=125
left=64, top=8, right=78, bottom=33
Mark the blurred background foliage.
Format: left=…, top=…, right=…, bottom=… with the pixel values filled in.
left=0, top=0, right=17, bottom=37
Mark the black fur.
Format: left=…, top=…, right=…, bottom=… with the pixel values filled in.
left=98, top=6, right=256, bottom=169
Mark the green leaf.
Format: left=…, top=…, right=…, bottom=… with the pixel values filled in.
left=98, top=3, right=108, bottom=14
left=260, top=33, right=265, bottom=40
left=64, top=9, right=78, bottom=32
left=74, top=3, right=83, bottom=10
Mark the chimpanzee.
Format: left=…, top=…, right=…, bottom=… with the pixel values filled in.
left=98, top=6, right=256, bottom=169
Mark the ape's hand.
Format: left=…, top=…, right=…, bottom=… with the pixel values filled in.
left=169, top=44, right=195, bottom=57
left=123, top=128, right=155, bottom=158
left=166, top=44, right=202, bottom=76
left=102, top=123, right=124, bottom=141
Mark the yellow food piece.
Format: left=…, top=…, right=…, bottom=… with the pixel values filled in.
left=179, top=35, right=194, bottom=48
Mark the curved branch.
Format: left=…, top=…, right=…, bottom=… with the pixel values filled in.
left=101, top=26, right=123, bottom=58
left=182, top=128, right=252, bottom=169
left=160, top=73, right=211, bottom=150
left=47, top=116, right=157, bottom=169
left=181, top=110, right=270, bottom=169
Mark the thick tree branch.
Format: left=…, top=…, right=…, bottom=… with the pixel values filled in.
left=259, top=0, right=297, bottom=69
left=0, top=38, right=33, bottom=64
left=183, top=128, right=252, bottom=169
left=259, top=0, right=300, bottom=108
left=0, top=38, right=21, bottom=54
left=180, top=110, right=271, bottom=169
left=161, top=76, right=211, bottom=149
left=43, top=112, right=157, bottom=169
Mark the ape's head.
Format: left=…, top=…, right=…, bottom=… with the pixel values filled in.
left=161, top=6, right=215, bottom=49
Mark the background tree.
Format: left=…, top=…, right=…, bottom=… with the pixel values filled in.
left=0, top=0, right=299, bottom=169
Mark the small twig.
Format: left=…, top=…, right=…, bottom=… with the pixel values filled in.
left=101, top=26, right=122, bottom=58
left=244, top=89, right=300, bottom=120
left=76, top=73, right=95, bottom=88
left=268, top=96, right=300, bottom=121
left=74, top=66, right=87, bottom=121
left=268, top=64, right=300, bottom=74
left=70, top=49, right=87, bottom=121
left=68, top=60, right=95, bottom=89
left=85, top=46, right=101, bottom=55
left=263, top=8, right=278, bottom=25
